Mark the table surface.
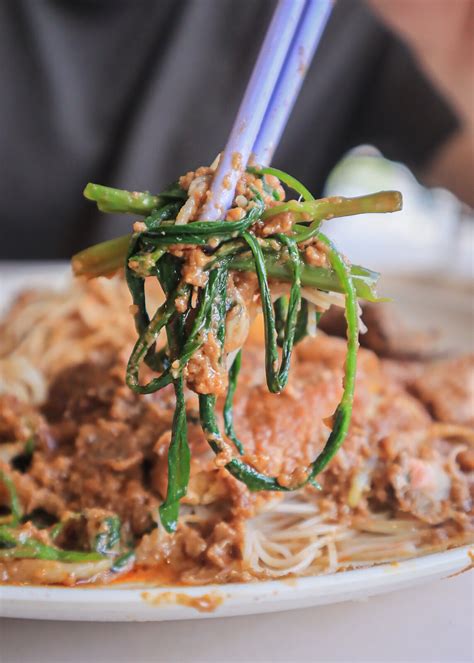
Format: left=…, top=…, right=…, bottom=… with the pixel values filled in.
left=1, top=573, right=472, bottom=663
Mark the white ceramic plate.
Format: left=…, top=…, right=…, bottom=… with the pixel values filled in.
left=1, top=546, right=472, bottom=622
left=0, top=263, right=472, bottom=622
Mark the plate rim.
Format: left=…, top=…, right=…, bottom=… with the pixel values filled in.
left=1, top=545, right=472, bottom=621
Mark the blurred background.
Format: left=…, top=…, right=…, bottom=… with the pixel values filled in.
left=325, top=147, right=473, bottom=278
left=0, top=0, right=472, bottom=280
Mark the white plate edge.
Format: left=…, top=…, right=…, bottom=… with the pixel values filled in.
left=1, top=546, right=472, bottom=621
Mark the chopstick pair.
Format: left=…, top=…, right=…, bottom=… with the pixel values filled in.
left=200, top=0, right=332, bottom=221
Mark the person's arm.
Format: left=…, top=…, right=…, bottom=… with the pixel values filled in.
left=368, top=0, right=474, bottom=206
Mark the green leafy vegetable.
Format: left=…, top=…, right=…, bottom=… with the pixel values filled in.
left=159, top=376, right=191, bottom=532
left=0, top=525, right=104, bottom=563
left=72, top=166, right=402, bottom=529
left=223, top=351, right=244, bottom=455
left=94, top=515, right=121, bottom=554
left=0, top=469, right=22, bottom=525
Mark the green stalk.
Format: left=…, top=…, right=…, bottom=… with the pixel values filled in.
left=223, top=351, right=244, bottom=455
left=144, top=202, right=184, bottom=230
left=111, top=550, right=135, bottom=572
left=230, top=254, right=385, bottom=302
left=145, top=203, right=262, bottom=239
left=262, top=191, right=402, bottom=222
left=126, top=233, right=150, bottom=336
left=177, top=264, right=230, bottom=364
left=159, top=376, right=190, bottom=533
left=0, top=470, right=22, bottom=525
left=293, top=298, right=310, bottom=345
left=308, top=232, right=359, bottom=478
left=243, top=232, right=301, bottom=393
left=248, top=166, right=314, bottom=201
left=157, top=255, right=192, bottom=533
left=84, top=182, right=185, bottom=215
left=126, top=295, right=178, bottom=394
left=73, top=238, right=384, bottom=303
left=0, top=526, right=104, bottom=563
left=72, top=234, right=131, bottom=279
left=72, top=202, right=263, bottom=279
left=94, top=515, right=121, bottom=554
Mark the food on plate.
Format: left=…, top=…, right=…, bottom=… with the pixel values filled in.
left=0, top=166, right=472, bottom=586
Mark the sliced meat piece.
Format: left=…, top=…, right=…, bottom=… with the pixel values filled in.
left=380, top=359, right=425, bottom=387
left=42, top=355, right=122, bottom=424
left=135, top=513, right=244, bottom=584
left=380, top=426, right=473, bottom=525
left=389, top=455, right=452, bottom=524
left=63, top=459, right=157, bottom=537
left=411, top=355, right=474, bottom=426
left=75, top=420, right=143, bottom=471
left=373, top=388, right=431, bottom=439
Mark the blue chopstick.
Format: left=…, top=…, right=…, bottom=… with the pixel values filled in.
left=253, top=0, right=332, bottom=166
left=199, top=0, right=332, bottom=220
left=199, top=0, right=306, bottom=220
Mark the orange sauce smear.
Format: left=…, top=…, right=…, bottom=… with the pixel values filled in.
left=141, top=590, right=224, bottom=613
left=107, top=564, right=181, bottom=587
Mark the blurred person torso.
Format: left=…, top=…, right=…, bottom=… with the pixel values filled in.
left=0, top=0, right=457, bottom=259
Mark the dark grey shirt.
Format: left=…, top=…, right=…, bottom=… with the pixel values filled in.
left=0, top=0, right=458, bottom=259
